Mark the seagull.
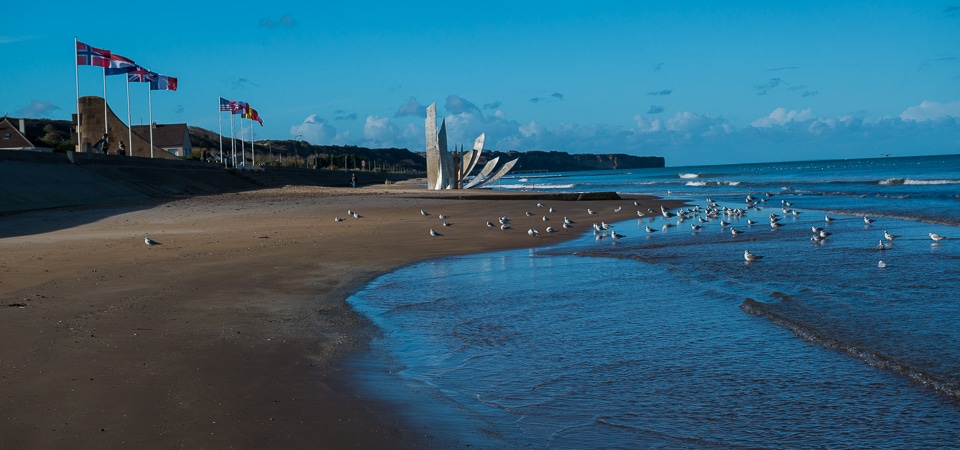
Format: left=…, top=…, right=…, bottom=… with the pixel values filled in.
left=536, top=202, right=545, bottom=208
left=429, top=228, right=442, bottom=237
left=546, top=226, right=558, bottom=233
left=637, top=210, right=646, bottom=217
left=563, top=217, right=575, bottom=224
left=499, top=216, right=511, bottom=224
left=588, top=208, right=598, bottom=215
left=549, top=207, right=556, bottom=213
left=770, top=221, right=783, bottom=229
left=930, top=233, right=946, bottom=241
left=824, top=214, right=834, bottom=223
left=747, top=219, right=757, bottom=225
left=864, top=216, right=875, bottom=225
left=501, top=224, right=512, bottom=231
left=614, top=206, right=622, bottom=212
left=878, top=260, right=887, bottom=268
left=347, top=209, right=355, bottom=216
left=525, top=211, right=535, bottom=217
left=528, top=228, right=539, bottom=237
left=351, top=211, right=361, bottom=219
left=542, top=216, right=550, bottom=222
left=691, top=224, right=702, bottom=231
left=486, top=221, right=496, bottom=228
left=438, top=214, right=448, bottom=219
left=884, top=230, right=899, bottom=241
left=611, top=230, right=625, bottom=239
left=876, top=240, right=888, bottom=250
left=645, top=225, right=657, bottom=233
left=744, top=250, right=763, bottom=262
left=562, top=223, right=573, bottom=229
left=731, top=228, right=744, bottom=236
left=442, top=221, right=452, bottom=227
left=144, top=236, right=160, bottom=246
left=334, top=217, right=345, bottom=222
left=420, top=209, right=430, bottom=216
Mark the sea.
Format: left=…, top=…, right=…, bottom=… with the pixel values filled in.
left=346, top=154, right=960, bottom=448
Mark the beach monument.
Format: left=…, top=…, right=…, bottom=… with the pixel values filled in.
left=424, top=102, right=517, bottom=190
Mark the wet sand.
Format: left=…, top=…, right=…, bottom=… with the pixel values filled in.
left=0, top=183, right=673, bottom=448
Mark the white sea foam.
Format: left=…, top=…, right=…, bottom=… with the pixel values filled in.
left=685, top=181, right=708, bottom=187
left=679, top=173, right=700, bottom=179
left=903, top=179, right=960, bottom=185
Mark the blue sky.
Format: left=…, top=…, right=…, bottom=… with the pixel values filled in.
left=2, top=2, right=958, bottom=166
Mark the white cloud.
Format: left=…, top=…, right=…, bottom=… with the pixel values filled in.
left=751, top=107, right=813, bottom=127
left=899, top=100, right=960, bottom=122
left=519, top=120, right=545, bottom=138
left=632, top=114, right=663, bottom=133
left=362, top=115, right=400, bottom=146
left=289, top=114, right=343, bottom=144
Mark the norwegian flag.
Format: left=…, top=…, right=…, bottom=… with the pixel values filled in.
left=76, top=41, right=111, bottom=67
left=127, top=66, right=157, bottom=83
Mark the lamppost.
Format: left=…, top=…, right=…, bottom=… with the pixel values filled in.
left=294, top=134, right=302, bottom=168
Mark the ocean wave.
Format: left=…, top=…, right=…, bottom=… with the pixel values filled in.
left=904, top=179, right=960, bottom=185
left=741, top=297, right=960, bottom=401
left=879, top=178, right=960, bottom=186
left=498, top=183, right=577, bottom=190
left=685, top=181, right=707, bottom=187
left=678, top=173, right=701, bottom=179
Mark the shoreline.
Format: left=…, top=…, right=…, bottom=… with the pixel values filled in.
left=0, top=184, right=680, bottom=448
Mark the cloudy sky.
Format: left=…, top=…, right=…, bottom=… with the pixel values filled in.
left=2, top=2, right=958, bottom=166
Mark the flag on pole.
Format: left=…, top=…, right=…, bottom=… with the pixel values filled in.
left=244, top=105, right=263, bottom=125
left=231, top=101, right=248, bottom=115
left=105, top=53, right=137, bottom=75
left=127, top=66, right=156, bottom=83
left=76, top=41, right=111, bottom=67
left=219, top=97, right=244, bottom=112
left=150, top=74, right=178, bottom=91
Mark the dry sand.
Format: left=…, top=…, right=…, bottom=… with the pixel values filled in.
left=0, top=183, right=676, bottom=448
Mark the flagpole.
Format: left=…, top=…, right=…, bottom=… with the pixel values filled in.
left=218, top=98, right=224, bottom=167
left=240, top=117, right=246, bottom=167
left=126, top=77, right=132, bottom=157
left=102, top=68, right=109, bottom=136
left=148, top=71, right=154, bottom=159
left=74, top=37, right=81, bottom=152
left=230, top=113, right=236, bottom=168
left=250, top=118, right=255, bottom=167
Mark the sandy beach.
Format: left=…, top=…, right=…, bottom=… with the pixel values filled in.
left=0, top=182, right=673, bottom=448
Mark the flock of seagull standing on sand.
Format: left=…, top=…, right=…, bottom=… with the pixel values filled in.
left=179, top=194, right=948, bottom=268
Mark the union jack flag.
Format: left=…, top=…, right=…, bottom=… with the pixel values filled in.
left=76, top=41, right=111, bottom=67
left=127, top=66, right=157, bottom=83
